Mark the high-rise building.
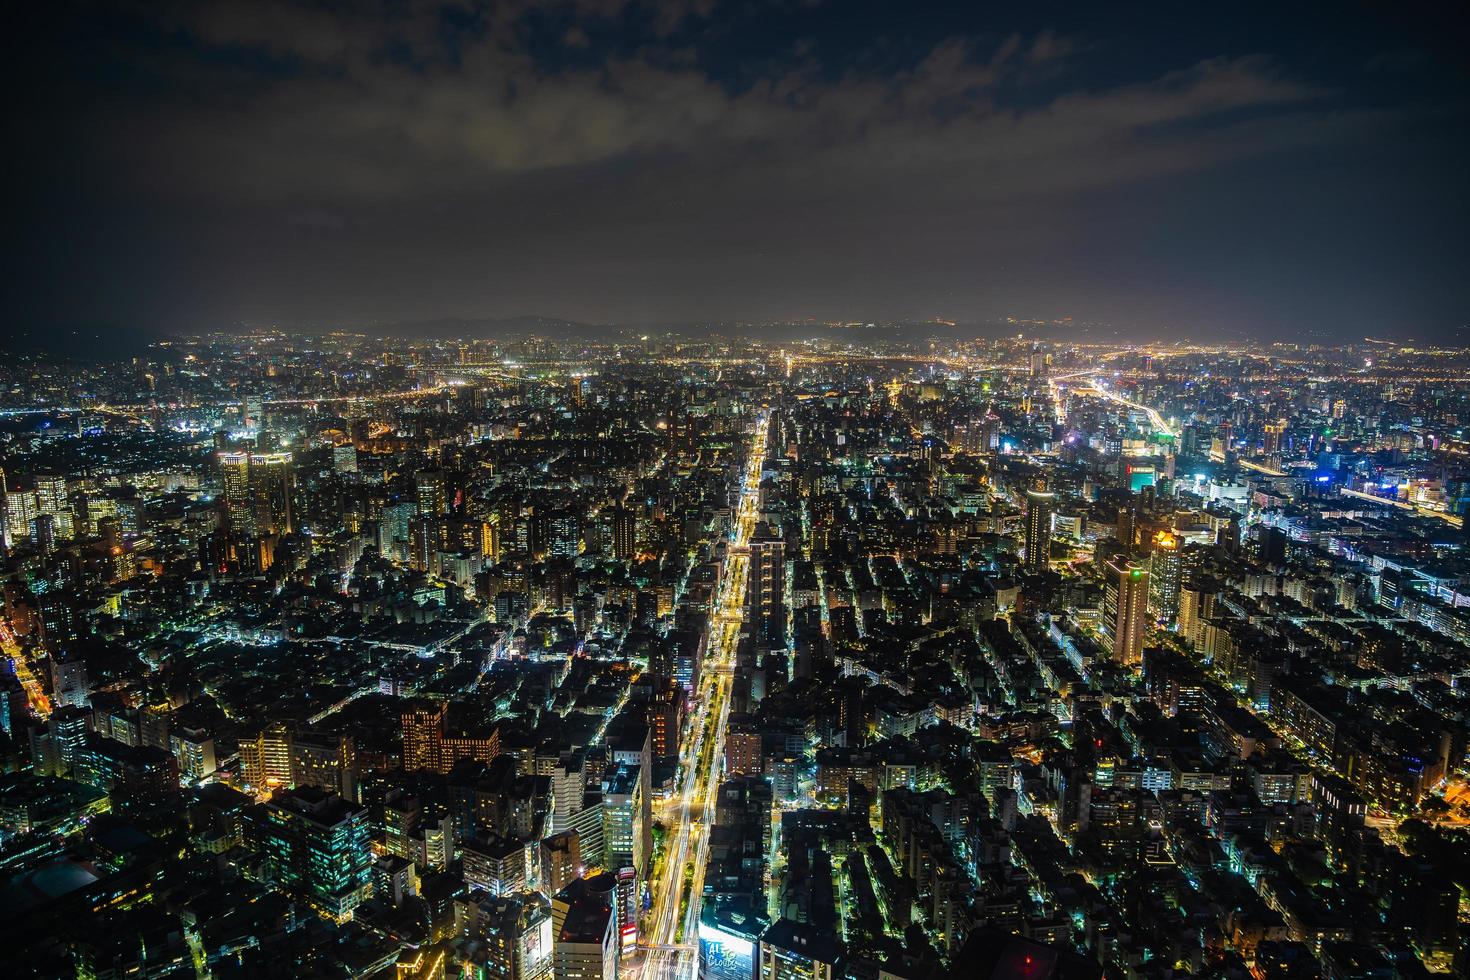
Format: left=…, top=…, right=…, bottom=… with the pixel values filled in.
left=402, top=702, right=448, bottom=772
left=416, top=469, right=447, bottom=516
left=1023, top=489, right=1055, bottom=572
left=218, top=451, right=254, bottom=536
left=218, top=450, right=294, bottom=538
left=291, top=730, right=356, bottom=800
left=50, top=655, right=89, bottom=710
left=34, top=474, right=72, bottom=539
left=1178, top=579, right=1217, bottom=651
left=1103, top=559, right=1149, bottom=667
left=169, top=726, right=217, bottom=781
left=250, top=452, right=295, bottom=536
left=611, top=506, right=636, bottom=561
left=747, top=522, right=786, bottom=643
left=4, top=488, right=38, bottom=547
left=700, top=905, right=767, bottom=980
left=477, top=891, right=554, bottom=980
left=1028, top=347, right=1049, bottom=379
left=241, top=721, right=295, bottom=789
left=1116, top=502, right=1138, bottom=551
left=1148, top=531, right=1182, bottom=623
left=601, top=764, right=647, bottom=878
left=255, top=786, right=373, bottom=922
left=1263, top=419, right=1286, bottom=458
left=540, top=831, right=582, bottom=898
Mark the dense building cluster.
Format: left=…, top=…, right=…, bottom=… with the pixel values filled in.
left=3, top=333, right=1470, bottom=979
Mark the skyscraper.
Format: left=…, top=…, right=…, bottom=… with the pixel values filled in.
left=250, top=451, right=295, bottom=536
left=1263, top=419, right=1286, bottom=459
left=747, top=522, right=786, bottom=643
left=1103, top=559, right=1149, bottom=667
left=34, top=474, right=72, bottom=539
left=1148, top=531, right=1182, bottom=623
left=416, top=469, right=447, bottom=516
left=218, top=450, right=294, bottom=538
left=1023, top=489, right=1055, bottom=572
left=218, top=451, right=254, bottom=535
left=611, top=505, right=637, bottom=561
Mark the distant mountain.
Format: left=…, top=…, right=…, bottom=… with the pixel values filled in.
left=361, top=315, right=612, bottom=340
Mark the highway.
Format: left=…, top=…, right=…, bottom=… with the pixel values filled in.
left=1338, top=485, right=1463, bottom=528
left=640, top=410, right=768, bottom=980
left=1081, top=377, right=1178, bottom=438
left=0, top=619, right=51, bottom=718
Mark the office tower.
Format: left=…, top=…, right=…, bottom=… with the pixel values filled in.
left=1023, top=489, right=1055, bottom=572
left=601, top=765, right=646, bottom=879
left=416, top=469, right=447, bottom=516
left=980, top=412, right=1001, bottom=452
left=747, top=522, right=786, bottom=643
left=250, top=451, right=295, bottom=536
left=378, top=501, right=416, bottom=562
left=758, top=920, right=840, bottom=980
left=1028, top=347, right=1049, bottom=379
left=611, top=506, right=636, bottom=561
left=464, top=835, right=532, bottom=897
left=701, top=906, right=766, bottom=980
left=1148, top=531, right=1182, bottom=623
left=1103, top=559, right=1149, bottom=667
left=255, top=786, right=373, bottom=922
left=478, top=892, right=554, bottom=980
left=241, top=721, right=295, bottom=789
left=546, top=510, right=581, bottom=559
left=291, top=730, right=357, bottom=800
left=218, top=451, right=255, bottom=535
left=551, top=755, right=587, bottom=833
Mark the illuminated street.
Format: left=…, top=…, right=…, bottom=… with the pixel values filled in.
left=641, top=410, right=768, bottom=980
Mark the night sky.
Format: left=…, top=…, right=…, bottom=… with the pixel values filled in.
left=4, top=1, right=1469, bottom=342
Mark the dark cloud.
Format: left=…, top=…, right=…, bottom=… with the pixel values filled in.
left=3, top=0, right=1467, bottom=339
